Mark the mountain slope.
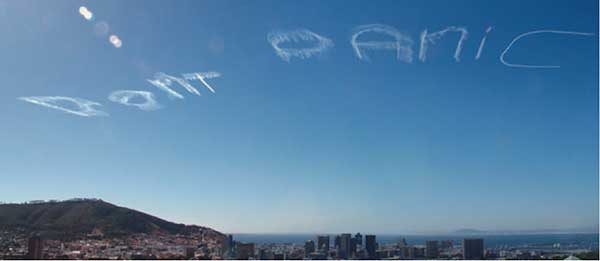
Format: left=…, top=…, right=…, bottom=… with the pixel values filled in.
left=0, top=199, right=223, bottom=239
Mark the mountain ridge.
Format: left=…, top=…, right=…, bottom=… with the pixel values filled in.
left=0, top=199, right=224, bottom=240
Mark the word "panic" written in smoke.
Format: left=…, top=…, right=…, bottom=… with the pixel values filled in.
left=267, top=24, right=595, bottom=68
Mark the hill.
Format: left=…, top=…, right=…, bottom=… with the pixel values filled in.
left=0, top=199, right=223, bottom=240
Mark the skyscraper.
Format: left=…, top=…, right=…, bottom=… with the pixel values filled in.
left=425, top=240, right=439, bottom=258
left=339, top=233, right=352, bottom=259
left=463, top=238, right=484, bottom=259
left=350, top=238, right=357, bottom=256
left=334, top=235, right=341, bottom=249
left=354, top=233, right=363, bottom=247
left=27, top=236, right=43, bottom=260
left=440, top=240, right=453, bottom=250
left=317, top=235, right=330, bottom=253
left=305, top=240, right=316, bottom=255
left=365, top=234, right=377, bottom=259
left=398, top=238, right=408, bottom=248
left=401, top=246, right=411, bottom=258
left=223, top=234, right=234, bottom=258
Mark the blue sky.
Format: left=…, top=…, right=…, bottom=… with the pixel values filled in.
left=0, top=0, right=598, bottom=234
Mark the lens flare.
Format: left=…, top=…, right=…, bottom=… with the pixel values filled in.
left=78, top=6, right=93, bottom=21
left=109, top=35, right=122, bottom=48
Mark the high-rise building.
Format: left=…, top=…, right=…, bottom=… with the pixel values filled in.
left=305, top=240, right=316, bottom=255
left=27, top=236, right=43, bottom=260
left=317, top=235, right=330, bottom=253
left=398, top=238, right=408, bottom=248
left=334, top=235, right=341, bottom=249
left=223, top=234, right=234, bottom=258
left=425, top=240, right=439, bottom=258
left=407, top=247, right=417, bottom=259
left=463, top=238, right=484, bottom=259
left=350, top=238, right=357, bottom=256
left=354, top=233, right=363, bottom=247
left=339, top=233, right=352, bottom=259
left=365, top=234, right=377, bottom=259
left=237, top=242, right=255, bottom=260
left=400, top=246, right=410, bottom=258
left=440, top=240, right=453, bottom=250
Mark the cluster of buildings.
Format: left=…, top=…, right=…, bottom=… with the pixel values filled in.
left=222, top=233, right=485, bottom=260
left=223, top=234, right=596, bottom=260
left=2, top=229, right=596, bottom=260
left=0, top=230, right=224, bottom=259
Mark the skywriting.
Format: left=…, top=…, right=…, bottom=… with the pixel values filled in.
left=0, top=0, right=598, bottom=260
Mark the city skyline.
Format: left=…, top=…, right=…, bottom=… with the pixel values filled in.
left=1, top=199, right=597, bottom=259
left=0, top=0, right=598, bottom=234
